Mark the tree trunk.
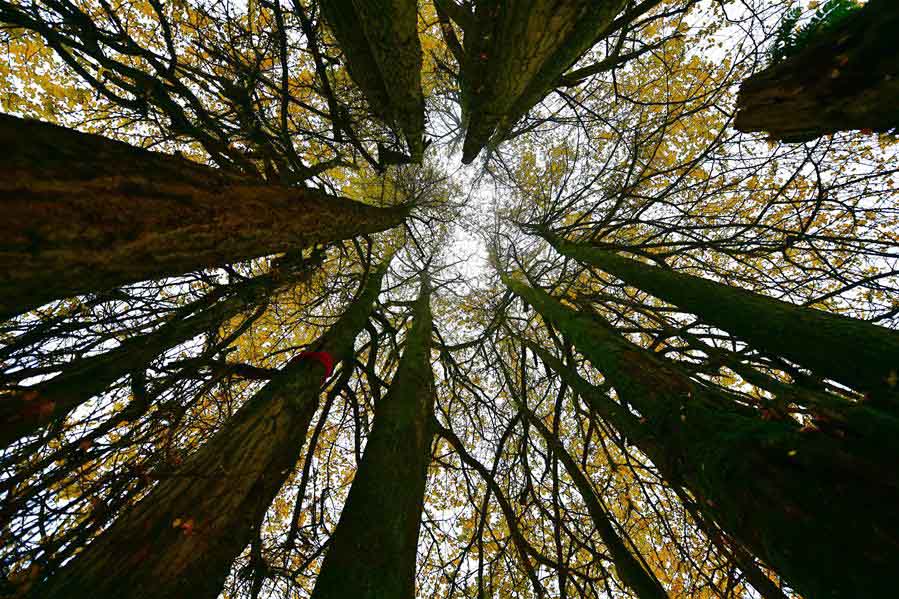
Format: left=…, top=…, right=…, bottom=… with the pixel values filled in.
left=520, top=405, right=668, bottom=599
left=452, top=0, right=627, bottom=163
left=0, top=113, right=409, bottom=318
left=734, top=0, right=899, bottom=141
left=311, top=275, right=434, bottom=599
left=0, top=254, right=322, bottom=450
left=31, top=259, right=390, bottom=599
left=544, top=234, right=899, bottom=409
left=318, top=0, right=424, bottom=161
left=525, top=343, right=789, bottom=599
left=503, top=274, right=899, bottom=599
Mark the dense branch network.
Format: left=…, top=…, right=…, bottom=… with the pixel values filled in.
left=1, top=1, right=898, bottom=599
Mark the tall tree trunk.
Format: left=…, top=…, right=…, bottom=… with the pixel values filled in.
left=519, top=404, right=668, bottom=599
left=503, top=274, right=899, bottom=599
left=312, top=275, right=434, bottom=599
left=0, top=113, right=409, bottom=318
left=449, top=0, right=627, bottom=163
left=734, top=0, right=899, bottom=141
left=0, top=253, right=323, bottom=449
left=318, top=0, right=425, bottom=161
left=543, top=233, right=899, bottom=410
left=524, top=343, right=789, bottom=599
left=31, top=259, right=391, bottom=599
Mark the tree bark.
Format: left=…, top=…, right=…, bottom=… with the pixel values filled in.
left=0, top=254, right=322, bottom=450
left=0, top=113, right=409, bottom=318
left=453, top=0, right=627, bottom=163
left=31, top=259, right=390, bottom=599
left=318, top=0, right=425, bottom=161
left=734, top=0, right=899, bottom=141
left=524, top=343, right=789, bottom=599
left=503, top=274, right=899, bottom=599
left=543, top=234, right=899, bottom=409
left=311, top=275, right=434, bottom=599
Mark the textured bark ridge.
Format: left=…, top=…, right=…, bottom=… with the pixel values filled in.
left=504, top=275, right=899, bottom=599
left=31, top=262, right=390, bottom=599
left=545, top=234, right=899, bottom=409
left=319, top=0, right=425, bottom=161
left=312, top=276, right=434, bottom=599
left=0, top=255, right=321, bottom=450
left=735, top=0, right=899, bottom=141
left=452, top=0, right=626, bottom=163
left=0, top=113, right=409, bottom=318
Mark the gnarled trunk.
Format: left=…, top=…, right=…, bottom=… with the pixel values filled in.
left=735, top=0, right=899, bottom=141
left=0, top=113, right=408, bottom=318
left=312, top=276, right=434, bottom=599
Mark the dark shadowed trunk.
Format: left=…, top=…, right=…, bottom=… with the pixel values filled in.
left=0, top=113, right=409, bottom=318
left=503, top=274, right=899, bottom=599
left=525, top=344, right=789, bottom=599
left=734, top=0, right=899, bottom=141
left=311, top=275, right=434, bottom=599
left=0, top=254, right=323, bottom=449
left=543, top=234, right=899, bottom=410
left=448, top=0, right=627, bottom=163
left=31, top=260, right=390, bottom=599
left=318, top=0, right=424, bottom=161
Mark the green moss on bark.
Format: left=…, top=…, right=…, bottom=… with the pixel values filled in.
left=735, top=0, right=899, bottom=141
left=546, top=234, right=899, bottom=410
left=312, top=276, right=434, bottom=599
left=504, top=274, right=899, bottom=599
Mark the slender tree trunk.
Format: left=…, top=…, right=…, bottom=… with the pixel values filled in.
left=433, top=418, right=545, bottom=598
left=32, top=259, right=390, bottom=599
left=0, top=254, right=322, bottom=449
left=525, top=343, right=789, bottom=599
left=311, top=275, right=434, bottom=599
left=503, top=274, right=899, bottom=599
left=0, top=113, right=409, bottom=318
left=520, top=405, right=668, bottom=599
left=451, top=0, right=627, bottom=163
left=543, top=234, right=899, bottom=409
left=734, top=0, right=899, bottom=141
left=318, top=0, right=424, bottom=161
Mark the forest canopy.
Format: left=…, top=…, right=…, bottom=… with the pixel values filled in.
left=1, top=1, right=898, bottom=598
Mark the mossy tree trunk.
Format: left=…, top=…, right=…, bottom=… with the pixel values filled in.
left=544, top=234, right=899, bottom=410
left=503, top=274, right=899, bottom=599
left=525, top=343, right=790, bottom=599
left=734, top=0, right=899, bottom=141
left=318, top=0, right=425, bottom=161
left=450, top=0, right=627, bottom=163
left=0, top=253, right=322, bottom=450
left=0, top=113, right=408, bottom=318
left=31, top=260, right=390, bottom=599
left=311, top=275, right=434, bottom=599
